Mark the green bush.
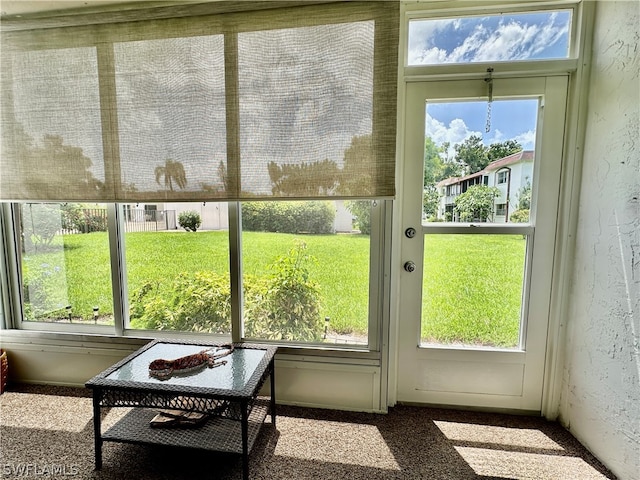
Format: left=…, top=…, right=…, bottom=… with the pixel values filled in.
left=129, top=271, right=231, bottom=333
left=509, top=209, right=530, bottom=223
left=344, top=200, right=371, bottom=234
left=178, top=210, right=202, bottom=232
left=242, top=201, right=334, bottom=234
left=61, top=204, right=108, bottom=233
left=130, top=241, right=323, bottom=341
left=244, top=241, right=322, bottom=341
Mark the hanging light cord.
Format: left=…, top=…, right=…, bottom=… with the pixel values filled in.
left=485, top=68, right=494, bottom=133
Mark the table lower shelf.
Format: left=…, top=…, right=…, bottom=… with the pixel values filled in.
left=102, top=397, right=270, bottom=455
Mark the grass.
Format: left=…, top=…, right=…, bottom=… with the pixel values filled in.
left=22, top=230, right=370, bottom=336
left=22, top=231, right=526, bottom=347
left=422, top=234, right=526, bottom=348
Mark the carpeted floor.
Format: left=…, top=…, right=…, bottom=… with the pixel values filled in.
left=0, top=384, right=616, bottom=479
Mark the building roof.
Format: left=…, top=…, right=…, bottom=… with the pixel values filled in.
left=436, top=150, right=534, bottom=188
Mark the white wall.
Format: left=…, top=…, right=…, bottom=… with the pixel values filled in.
left=560, top=2, right=640, bottom=479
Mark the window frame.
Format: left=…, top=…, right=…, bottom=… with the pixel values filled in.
left=0, top=2, right=396, bottom=357
left=497, top=170, right=509, bottom=185
left=1, top=199, right=390, bottom=355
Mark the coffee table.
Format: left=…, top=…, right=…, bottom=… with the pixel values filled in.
left=86, top=339, right=277, bottom=480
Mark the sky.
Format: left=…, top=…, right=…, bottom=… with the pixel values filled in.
left=409, top=10, right=571, bottom=153
left=426, top=100, right=539, bottom=155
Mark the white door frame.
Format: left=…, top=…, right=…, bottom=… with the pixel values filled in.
left=393, top=75, right=568, bottom=411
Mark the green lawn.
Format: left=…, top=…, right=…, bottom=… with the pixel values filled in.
left=22, top=231, right=526, bottom=347
left=422, top=234, right=526, bottom=348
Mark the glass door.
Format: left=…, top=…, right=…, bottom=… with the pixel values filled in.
left=397, top=76, right=567, bottom=410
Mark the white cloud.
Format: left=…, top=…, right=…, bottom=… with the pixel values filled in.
left=513, top=129, right=537, bottom=149
left=426, top=115, right=536, bottom=155
left=408, top=14, right=569, bottom=65
left=408, top=18, right=462, bottom=65
left=425, top=114, right=482, bottom=157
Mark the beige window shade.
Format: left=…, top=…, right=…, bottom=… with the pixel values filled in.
left=0, top=1, right=398, bottom=202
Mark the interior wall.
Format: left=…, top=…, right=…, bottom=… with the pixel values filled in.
left=560, top=2, right=640, bottom=479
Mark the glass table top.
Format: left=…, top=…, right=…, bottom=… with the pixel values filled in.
left=105, top=342, right=267, bottom=391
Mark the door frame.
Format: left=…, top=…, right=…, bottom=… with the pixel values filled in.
left=392, top=75, right=568, bottom=411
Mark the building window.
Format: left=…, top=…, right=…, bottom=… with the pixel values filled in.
left=496, top=203, right=507, bottom=216
left=497, top=170, right=509, bottom=184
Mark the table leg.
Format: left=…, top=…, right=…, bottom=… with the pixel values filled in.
left=92, top=391, right=103, bottom=470
left=270, top=358, right=276, bottom=428
left=241, top=400, right=249, bottom=480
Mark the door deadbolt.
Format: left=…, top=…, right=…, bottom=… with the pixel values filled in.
left=403, top=261, right=416, bottom=273
left=405, top=227, right=417, bottom=238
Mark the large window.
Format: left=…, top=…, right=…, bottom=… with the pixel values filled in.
left=0, top=2, right=397, bottom=349
left=125, top=202, right=232, bottom=335
left=8, top=199, right=379, bottom=347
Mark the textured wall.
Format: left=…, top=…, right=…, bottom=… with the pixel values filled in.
left=561, top=2, right=640, bottom=479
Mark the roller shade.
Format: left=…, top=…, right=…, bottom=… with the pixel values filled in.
left=0, top=1, right=398, bottom=202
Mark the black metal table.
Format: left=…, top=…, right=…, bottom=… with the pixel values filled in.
left=86, top=340, right=277, bottom=480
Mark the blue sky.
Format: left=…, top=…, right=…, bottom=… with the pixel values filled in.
left=426, top=99, right=539, bottom=154
left=410, top=10, right=570, bottom=152
left=408, top=11, right=571, bottom=65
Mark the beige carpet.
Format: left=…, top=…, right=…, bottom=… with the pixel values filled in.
left=0, top=385, right=616, bottom=479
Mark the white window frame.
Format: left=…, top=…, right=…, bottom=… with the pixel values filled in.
left=1, top=199, right=389, bottom=356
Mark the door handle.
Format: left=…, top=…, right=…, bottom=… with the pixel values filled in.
left=404, top=261, right=416, bottom=273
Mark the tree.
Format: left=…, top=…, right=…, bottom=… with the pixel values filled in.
left=487, top=140, right=522, bottom=162
left=423, top=137, right=444, bottom=186
left=423, top=187, right=440, bottom=219
left=22, top=203, right=61, bottom=248
left=339, top=135, right=374, bottom=196
left=454, top=185, right=501, bottom=222
left=453, top=136, right=522, bottom=175
left=454, top=135, right=488, bottom=174
left=345, top=201, right=371, bottom=235
left=268, top=159, right=339, bottom=196
left=516, top=180, right=532, bottom=210
left=509, top=179, right=532, bottom=223
left=17, top=134, right=105, bottom=198
left=155, top=159, right=187, bottom=192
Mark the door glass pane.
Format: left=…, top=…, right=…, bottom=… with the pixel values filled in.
left=421, top=98, right=538, bottom=348
left=408, top=10, right=572, bottom=65
left=241, top=200, right=370, bottom=345
left=126, top=202, right=231, bottom=334
left=422, top=234, right=527, bottom=348
left=20, top=202, right=113, bottom=325
left=423, top=99, right=538, bottom=224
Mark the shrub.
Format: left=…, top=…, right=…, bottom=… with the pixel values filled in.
left=130, top=240, right=323, bottom=341
left=242, top=201, right=334, bottom=234
left=244, top=241, right=323, bottom=341
left=344, top=200, right=371, bottom=234
left=129, top=272, right=231, bottom=333
left=509, top=209, right=530, bottom=223
left=61, top=204, right=107, bottom=233
left=178, top=210, right=202, bottom=232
